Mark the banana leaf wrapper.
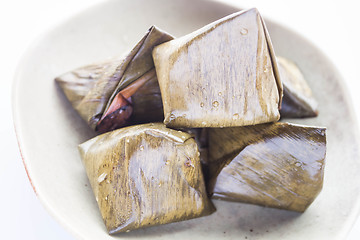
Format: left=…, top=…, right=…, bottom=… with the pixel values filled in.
left=207, top=122, right=326, bottom=212
left=176, top=128, right=209, bottom=162
left=153, top=8, right=283, bottom=128
left=55, top=26, right=173, bottom=133
left=278, top=56, right=318, bottom=118
left=78, top=123, right=215, bottom=234
left=177, top=128, right=210, bottom=181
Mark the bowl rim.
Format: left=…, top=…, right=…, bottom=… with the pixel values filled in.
left=11, top=0, right=360, bottom=239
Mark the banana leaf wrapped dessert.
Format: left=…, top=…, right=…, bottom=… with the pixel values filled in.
left=78, top=123, right=215, bottom=234
left=278, top=56, right=318, bottom=118
left=178, top=128, right=208, bottom=161
left=56, top=26, right=173, bottom=133
left=207, top=122, right=326, bottom=212
left=152, top=8, right=282, bottom=128
left=177, top=128, right=210, bottom=180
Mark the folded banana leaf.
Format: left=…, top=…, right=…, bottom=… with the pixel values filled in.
left=177, top=128, right=208, bottom=160
left=177, top=128, right=210, bottom=181
left=278, top=56, right=318, bottom=118
left=130, top=72, right=164, bottom=124
left=78, top=123, right=215, bottom=234
left=152, top=8, right=283, bottom=128
left=207, top=122, right=326, bottom=212
left=55, top=26, right=173, bottom=133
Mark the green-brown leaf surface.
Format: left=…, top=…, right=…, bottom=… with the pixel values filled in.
left=78, top=123, right=215, bottom=234
left=153, top=8, right=282, bottom=128
left=55, top=26, right=173, bottom=131
left=207, top=122, right=326, bottom=212
left=278, top=56, right=318, bottom=118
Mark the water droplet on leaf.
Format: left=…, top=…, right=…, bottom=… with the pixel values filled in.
left=240, top=28, right=248, bottom=35
left=212, top=101, right=219, bottom=107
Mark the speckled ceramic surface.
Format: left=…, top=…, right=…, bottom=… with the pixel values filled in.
left=12, top=0, right=360, bottom=239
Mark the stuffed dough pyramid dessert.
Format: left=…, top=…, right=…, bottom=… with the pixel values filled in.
left=278, top=56, right=318, bottom=118
left=56, top=26, right=173, bottom=133
left=206, top=122, right=326, bottom=212
left=78, top=123, right=215, bottom=233
left=153, top=8, right=282, bottom=128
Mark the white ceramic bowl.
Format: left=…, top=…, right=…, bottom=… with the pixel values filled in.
left=13, top=0, right=360, bottom=239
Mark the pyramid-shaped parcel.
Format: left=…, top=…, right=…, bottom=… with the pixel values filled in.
left=153, top=8, right=283, bottom=128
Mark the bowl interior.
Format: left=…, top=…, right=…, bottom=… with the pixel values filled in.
left=13, top=0, right=360, bottom=239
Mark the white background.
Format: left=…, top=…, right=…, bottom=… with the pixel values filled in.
left=1, top=0, right=359, bottom=239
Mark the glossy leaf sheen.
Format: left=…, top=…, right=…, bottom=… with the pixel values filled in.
left=55, top=26, right=173, bottom=131
left=78, top=123, right=215, bottom=234
left=207, top=122, right=326, bottom=212
left=278, top=56, right=318, bottom=118
left=153, top=8, right=282, bottom=128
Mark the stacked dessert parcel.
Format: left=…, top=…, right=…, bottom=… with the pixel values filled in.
left=56, top=9, right=326, bottom=234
